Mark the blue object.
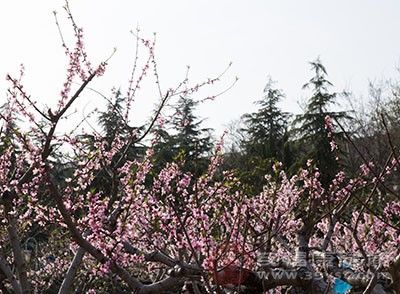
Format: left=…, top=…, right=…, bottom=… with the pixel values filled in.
left=333, top=278, right=352, bottom=294
left=333, top=262, right=352, bottom=294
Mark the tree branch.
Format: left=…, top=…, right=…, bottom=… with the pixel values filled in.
left=45, top=168, right=143, bottom=291
left=2, top=192, right=30, bottom=294
left=58, top=247, right=85, bottom=294
left=0, top=255, right=22, bottom=294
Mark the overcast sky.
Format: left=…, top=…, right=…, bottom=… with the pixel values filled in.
left=1, top=1, right=400, bottom=135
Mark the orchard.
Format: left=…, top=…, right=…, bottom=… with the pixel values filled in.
left=0, top=2, right=399, bottom=294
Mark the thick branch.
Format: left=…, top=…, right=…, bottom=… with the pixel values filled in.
left=58, top=247, right=85, bottom=294
left=45, top=169, right=143, bottom=291
left=139, top=277, right=183, bottom=294
left=123, top=241, right=202, bottom=276
left=3, top=192, right=30, bottom=294
left=0, top=255, right=22, bottom=294
left=389, top=253, right=400, bottom=292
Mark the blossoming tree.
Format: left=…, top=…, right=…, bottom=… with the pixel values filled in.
left=0, top=3, right=399, bottom=293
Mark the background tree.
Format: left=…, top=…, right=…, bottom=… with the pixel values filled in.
left=239, top=78, right=291, bottom=193
left=97, top=89, right=140, bottom=147
left=350, top=79, right=400, bottom=168
left=292, top=59, right=350, bottom=186
left=76, top=90, right=145, bottom=203
left=155, top=95, right=213, bottom=177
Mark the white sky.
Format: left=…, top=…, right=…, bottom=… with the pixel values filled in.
left=1, top=1, right=400, bottom=136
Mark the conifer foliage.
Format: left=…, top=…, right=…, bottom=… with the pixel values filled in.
left=242, top=78, right=289, bottom=163
left=238, top=79, right=291, bottom=193
left=155, top=95, right=213, bottom=176
left=292, top=59, right=350, bottom=186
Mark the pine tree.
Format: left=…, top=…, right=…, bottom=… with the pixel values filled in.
left=242, top=78, right=290, bottom=162
left=152, top=119, right=175, bottom=171
left=292, top=58, right=349, bottom=186
left=98, top=89, right=141, bottom=148
left=240, top=78, right=291, bottom=193
left=155, top=95, right=213, bottom=176
left=78, top=90, right=144, bottom=198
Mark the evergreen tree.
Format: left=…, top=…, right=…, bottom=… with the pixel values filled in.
left=77, top=90, right=144, bottom=199
left=292, top=59, right=349, bottom=186
left=240, top=78, right=291, bottom=193
left=152, top=118, right=176, bottom=171
left=155, top=95, right=213, bottom=176
left=98, top=89, right=142, bottom=149
left=242, top=78, right=290, bottom=163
